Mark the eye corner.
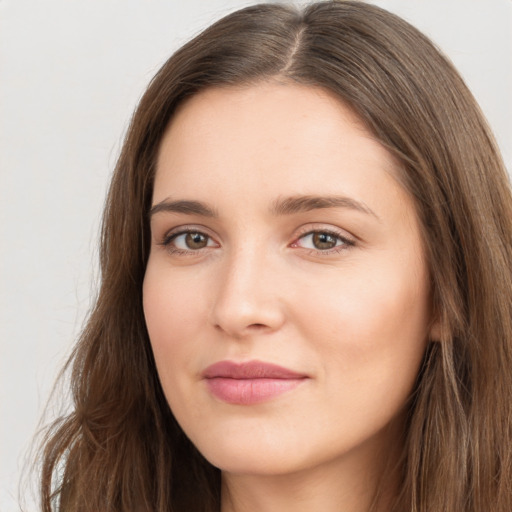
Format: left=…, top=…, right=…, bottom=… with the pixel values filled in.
left=156, top=225, right=221, bottom=257
left=290, top=226, right=356, bottom=256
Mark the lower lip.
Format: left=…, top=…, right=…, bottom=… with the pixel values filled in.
left=205, top=377, right=305, bottom=405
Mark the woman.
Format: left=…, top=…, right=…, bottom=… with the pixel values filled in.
left=38, top=1, right=512, bottom=511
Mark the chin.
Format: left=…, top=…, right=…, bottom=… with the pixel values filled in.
left=190, top=427, right=314, bottom=476
left=205, top=448, right=310, bottom=477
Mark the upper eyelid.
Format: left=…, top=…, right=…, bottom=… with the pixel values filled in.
left=292, top=230, right=355, bottom=250
left=294, top=223, right=356, bottom=242
left=156, top=223, right=357, bottom=246
left=159, top=228, right=219, bottom=255
left=161, top=224, right=217, bottom=240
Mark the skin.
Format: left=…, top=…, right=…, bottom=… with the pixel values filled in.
left=143, top=82, right=436, bottom=512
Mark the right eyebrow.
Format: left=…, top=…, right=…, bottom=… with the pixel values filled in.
left=149, top=199, right=218, bottom=218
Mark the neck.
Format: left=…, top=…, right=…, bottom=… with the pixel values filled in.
left=220, top=427, right=402, bottom=512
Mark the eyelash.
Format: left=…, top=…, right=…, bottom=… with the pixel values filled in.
left=159, top=226, right=355, bottom=257
left=159, top=228, right=217, bottom=256
left=291, top=228, right=355, bottom=255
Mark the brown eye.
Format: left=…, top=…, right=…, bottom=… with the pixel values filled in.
left=312, top=232, right=338, bottom=250
left=184, top=232, right=209, bottom=249
left=293, top=229, right=353, bottom=254
left=165, top=231, right=215, bottom=252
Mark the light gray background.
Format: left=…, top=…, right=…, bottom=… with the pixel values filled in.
left=1, top=1, right=511, bottom=510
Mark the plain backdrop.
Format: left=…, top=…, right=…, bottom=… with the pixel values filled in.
left=1, top=0, right=511, bottom=510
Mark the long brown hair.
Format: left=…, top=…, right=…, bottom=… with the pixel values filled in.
left=38, top=2, right=512, bottom=511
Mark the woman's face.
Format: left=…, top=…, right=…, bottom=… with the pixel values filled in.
left=143, top=83, right=434, bottom=478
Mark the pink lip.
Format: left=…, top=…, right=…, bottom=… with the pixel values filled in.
left=202, top=360, right=308, bottom=405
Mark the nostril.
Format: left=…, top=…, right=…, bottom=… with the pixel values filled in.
left=214, top=322, right=270, bottom=336
left=211, top=295, right=285, bottom=337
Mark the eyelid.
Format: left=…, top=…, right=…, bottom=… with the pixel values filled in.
left=155, top=222, right=356, bottom=256
left=293, top=223, right=356, bottom=242
left=290, top=224, right=356, bottom=254
left=158, top=224, right=220, bottom=253
left=160, top=224, right=217, bottom=240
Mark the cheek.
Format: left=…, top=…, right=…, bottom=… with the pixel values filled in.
left=296, top=259, right=430, bottom=402
left=142, top=264, right=207, bottom=393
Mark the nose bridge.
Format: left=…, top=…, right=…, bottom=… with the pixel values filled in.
left=211, top=239, right=284, bottom=337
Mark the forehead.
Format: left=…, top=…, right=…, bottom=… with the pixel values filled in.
left=159, top=83, right=373, bottom=167
left=154, top=82, right=409, bottom=218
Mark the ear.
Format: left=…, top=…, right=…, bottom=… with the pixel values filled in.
left=428, top=317, right=443, bottom=342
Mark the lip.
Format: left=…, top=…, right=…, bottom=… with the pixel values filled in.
left=202, top=360, right=309, bottom=405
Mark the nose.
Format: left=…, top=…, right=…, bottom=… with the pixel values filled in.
left=210, top=246, right=286, bottom=339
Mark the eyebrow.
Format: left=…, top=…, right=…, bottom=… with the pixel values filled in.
left=149, top=195, right=378, bottom=220
left=270, top=195, right=379, bottom=219
left=149, top=199, right=218, bottom=218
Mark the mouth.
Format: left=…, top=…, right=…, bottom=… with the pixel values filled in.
left=201, top=360, right=309, bottom=405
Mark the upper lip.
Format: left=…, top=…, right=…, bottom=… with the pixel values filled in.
left=201, top=360, right=307, bottom=380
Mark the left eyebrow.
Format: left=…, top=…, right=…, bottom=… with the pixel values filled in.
left=270, top=195, right=380, bottom=220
